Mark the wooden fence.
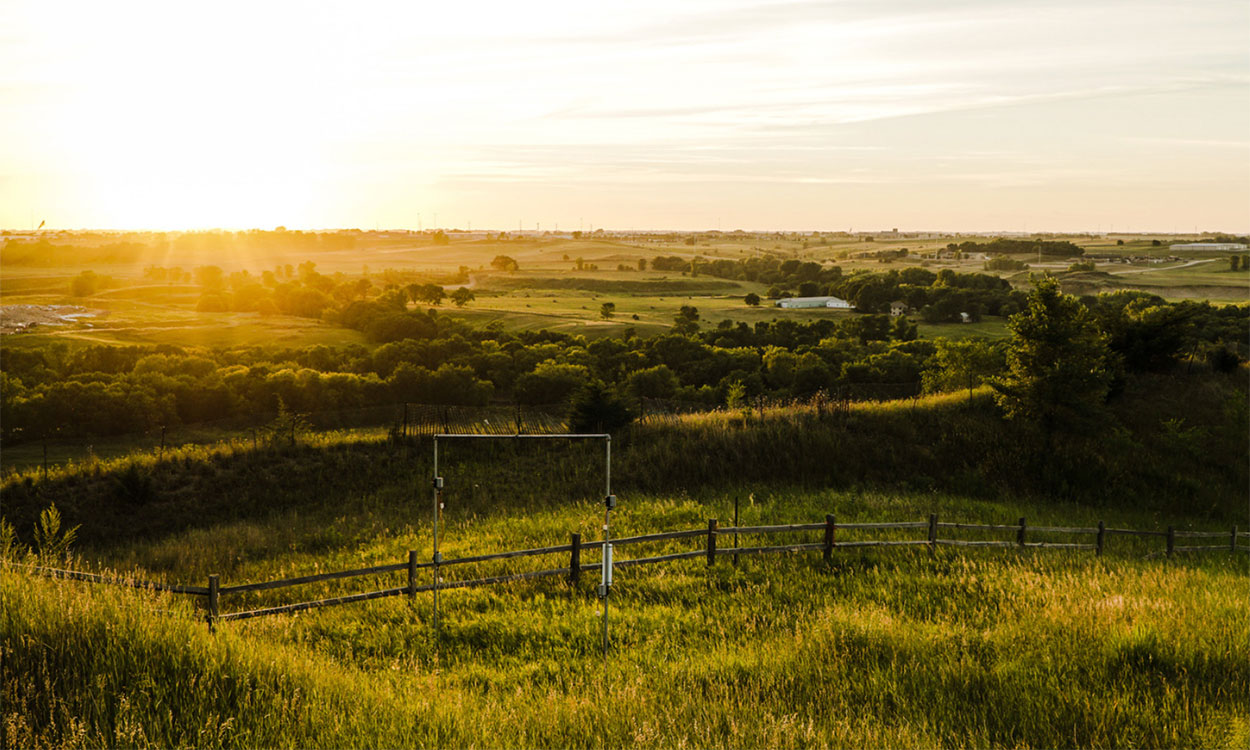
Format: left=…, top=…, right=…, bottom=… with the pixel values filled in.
left=13, top=515, right=1248, bottom=632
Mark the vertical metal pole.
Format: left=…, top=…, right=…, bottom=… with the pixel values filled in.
left=602, top=437, right=611, bottom=656
left=1096, top=521, right=1105, bottom=557
left=1232, top=525, right=1238, bottom=554
left=928, top=513, right=938, bottom=556
left=433, top=438, right=440, bottom=633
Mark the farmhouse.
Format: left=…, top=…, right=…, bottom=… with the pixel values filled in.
left=775, top=296, right=853, bottom=309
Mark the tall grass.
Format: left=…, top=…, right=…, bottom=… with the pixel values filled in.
left=2, top=372, right=1245, bottom=747
left=5, top=534, right=1247, bottom=747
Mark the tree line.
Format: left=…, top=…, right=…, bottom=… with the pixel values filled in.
left=2, top=279, right=1244, bottom=441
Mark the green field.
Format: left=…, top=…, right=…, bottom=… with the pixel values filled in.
left=3, top=231, right=1243, bottom=349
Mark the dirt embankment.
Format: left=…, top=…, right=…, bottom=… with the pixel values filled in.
left=0, top=304, right=104, bottom=335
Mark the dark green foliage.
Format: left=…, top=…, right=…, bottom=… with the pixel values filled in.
left=110, top=463, right=155, bottom=506
left=672, top=305, right=700, bottom=335
left=1206, top=346, right=1241, bottom=373
left=567, top=381, right=634, bottom=434
left=993, top=277, right=1114, bottom=431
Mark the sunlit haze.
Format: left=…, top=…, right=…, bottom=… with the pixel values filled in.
left=3, top=0, right=1248, bottom=232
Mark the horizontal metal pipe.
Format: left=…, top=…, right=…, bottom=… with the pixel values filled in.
left=434, top=433, right=609, bottom=440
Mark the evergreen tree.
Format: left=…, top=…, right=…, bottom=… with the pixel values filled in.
left=992, top=277, right=1115, bottom=431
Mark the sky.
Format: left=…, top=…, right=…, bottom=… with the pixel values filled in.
left=1, top=0, right=1248, bottom=233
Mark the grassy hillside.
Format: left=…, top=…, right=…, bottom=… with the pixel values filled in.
left=2, top=371, right=1246, bottom=748
left=4, top=371, right=1244, bottom=553
left=4, top=488, right=1248, bottom=748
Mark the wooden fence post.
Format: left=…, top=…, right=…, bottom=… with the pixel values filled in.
left=1017, top=517, right=1027, bottom=548
left=1166, top=526, right=1175, bottom=558
left=733, top=496, right=740, bottom=567
left=570, top=533, right=581, bottom=586
left=1232, top=525, right=1238, bottom=554
left=824, top=514, right=836, bottom=562
left=1096, top=521, right=1105, bottom=557
left=707, top=519, right=718, bottom=566
left=407, top=551, right=418, bottom=600
left=928, top=513, right=937, bottom=556
left=207, top=574, right=219, bottom=634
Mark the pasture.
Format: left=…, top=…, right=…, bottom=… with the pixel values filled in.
left=4, top=425, right=1247, bottom=748
left=3, top=230, right=1242, bottom=350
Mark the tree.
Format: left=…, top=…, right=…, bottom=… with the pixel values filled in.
left=1231, top=255, right=1241, bottom=271
left=450, top=287, right=475, bottom=307
left=637, top=258, right=647, bottom=271
left=600, top=302, right=616, bottom=319
left=490, top=255, right=518, bottom=272
left=194, top=265, right=225, bottom=293
left=625, top=365, right=678, bottom=399
left=923, top=339, right=1003, bottom=398
left=673, top=305, right=700, bottom=335
left=411, top=283, right=445, bottom=306
left=70, top=271, right=99, bottom=297
left=743, top=293, right=761, bottom=306
left=567, top=381, right=634, bottom=433
left=991, top=277, right=1114, bottom=431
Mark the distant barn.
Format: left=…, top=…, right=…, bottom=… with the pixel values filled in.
left=775, top=296, right=853, bottom=309
left=1170, top=243, right=1246, bottom=251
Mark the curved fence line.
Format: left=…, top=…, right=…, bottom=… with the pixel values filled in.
left=11, top=517, right=1247, bottom=630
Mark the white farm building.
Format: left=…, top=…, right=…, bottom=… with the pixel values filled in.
left=1170, top=243, right=1246, bottom=251
left=775, top=296, right=854, bottom=310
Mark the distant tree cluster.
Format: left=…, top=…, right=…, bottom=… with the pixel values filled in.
left=2, top=274, right=1244, bottom=441
left=949, top=238, right=1085, bottom=258
left=983, top=255, right=1029, bottom=271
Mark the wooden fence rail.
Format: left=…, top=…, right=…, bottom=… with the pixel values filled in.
left=11, top=516, right=1248, bottom=632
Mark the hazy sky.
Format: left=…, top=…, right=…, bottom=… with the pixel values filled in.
left=2, top=0, right=1248, bottom=232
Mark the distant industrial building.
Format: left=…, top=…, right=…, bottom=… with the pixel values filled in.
left=1170, top=243, right=1246, bottom=251
left=775, top=296, right=854, bottom=310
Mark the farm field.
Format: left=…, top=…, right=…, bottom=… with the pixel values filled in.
left=2, top=231, right=1244, bottom=350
